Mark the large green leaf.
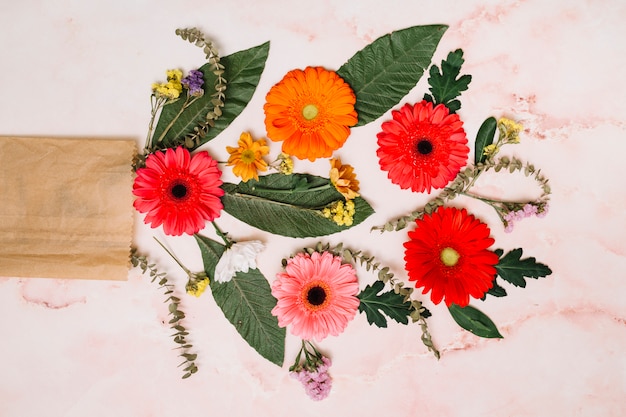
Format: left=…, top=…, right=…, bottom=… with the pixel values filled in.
left=448, top=304, right=503, bottom=339
left=221, top=173, right=375, bottom=238
left=194, top=234, right=285, bottom=366
left=357, top=280, right=411, bottom=328
left=151, top=42, right=270, bottom=149
left=337, top=25, right=447, bottom=127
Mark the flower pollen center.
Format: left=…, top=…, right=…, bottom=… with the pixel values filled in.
left=302, top=104, right=319, bottom=121
left=241, top=149, right=256, bottom=164
left=307, top=286, right=326, bottom=306
left=440, top=247, right=460, bottom=267
left=416, top=139, right=433, bottom=155
left=170, top=183, right=188, bottom=199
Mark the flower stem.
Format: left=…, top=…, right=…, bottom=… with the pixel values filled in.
left=153, top=237, right=192, bottom=275
left=212, top=222, right=232, bottom=247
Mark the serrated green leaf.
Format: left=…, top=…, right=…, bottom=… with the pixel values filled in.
left=337, top=25, right=447, bottom=127
left=495, top=248, right=553, bottom=288
left=221, top=173, right=374, bottom=238
left=481, top=279, right=508, bottom=300
left=195, top=234, right=285, bottom=367
left=357, top=280, right=411, bottom=328
left=448, top=304, right=503, bottom=338
left=423, top=49, right=471, bottom=113
left=152, top=41, right=270, bottom=149
left=474, top=116, right=497, bottom=165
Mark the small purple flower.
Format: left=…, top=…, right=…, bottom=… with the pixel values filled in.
left=181, top=69, right=205, bottom=97
left=291, top=357, right=333, bottom=401
left=536, top=203, right=549, bottom=218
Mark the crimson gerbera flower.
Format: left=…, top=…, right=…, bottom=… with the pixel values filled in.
left=403, top=207, right=499, bottom=307
left=133, top=146, right=224, bottom=236
left=376, top=100, right=469, bottom=193
left=271, top=251, right=360, bottom=341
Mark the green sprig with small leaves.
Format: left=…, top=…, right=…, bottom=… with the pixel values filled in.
left=175, top=27, right=227, bottom=149
left=131, top=249, right=198, bottom=379
left=374, top=118, right=551, bottom=232
left=297, top=242, right=439, bottom=359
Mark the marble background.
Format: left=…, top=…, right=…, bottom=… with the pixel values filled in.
left=1, top=0, right=625, bottom=416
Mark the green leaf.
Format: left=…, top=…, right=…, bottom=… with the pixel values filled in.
left=481, top=279, right=508, bottom=300
left=152, top=41, right=270, bottom=149
left=221, top=173, right=374, bottom=238
left=423, top=49, right=471, bottom=113
left=357, top=281, right=412, bottom=328
left=337, top=25, right=447, bottom=127
left=474, top=116, right=497, bottom=165
left=495, top=248, right=553, bottom=288
left=195, top=234, right=285, bottom=366
left=448, top=304, right=503, bottom=338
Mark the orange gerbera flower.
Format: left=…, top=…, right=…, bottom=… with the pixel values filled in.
left=329, top=158, right=360, bottom=200
left=226, top=132, right=270, bottom=182
left=263, top=66, right=358, bottom=161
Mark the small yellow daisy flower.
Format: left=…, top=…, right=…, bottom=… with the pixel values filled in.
left=226, top=132, right=270, bottom=182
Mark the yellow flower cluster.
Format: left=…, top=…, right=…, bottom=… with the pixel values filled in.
left=152, top=69, right=183, bottom=100
left=322, top=200, right=355, bottom=226
left=277, top=153, right=294, bottom=175
left=186, top=276, right=210, bottom=297
left=498, top=117, right=523, bottom=144
left=482, top=143, right=500, bottom=158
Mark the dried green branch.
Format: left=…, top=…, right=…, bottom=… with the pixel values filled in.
left=131, top=249, right=199, bottom=379
left=297, top=242, right=440, bottom=359
left=175, top=27, right=227, bottom=149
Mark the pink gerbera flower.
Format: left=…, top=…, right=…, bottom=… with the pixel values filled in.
left=133, top=146, right=224, bottom=236
left=271, top=251, right=360, bottom=341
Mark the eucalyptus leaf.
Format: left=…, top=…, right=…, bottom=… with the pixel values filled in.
left=195, top=234, right=285, bottom=366
left=337, top=25, right=447, bottom=127
left=221, top=173, right=374, bottom=238
left=474, top=116, right=497, bottom=164
left=448, top=304, right=503, bottom=339
left=152, top=41, right=270, bottom=149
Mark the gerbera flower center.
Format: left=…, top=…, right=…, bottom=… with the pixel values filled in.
left=170, top=183, right=188, bottom=199
left=440, top=247, right=460, bottom=267
left=240, top=149, right=256, bottom=164
left=302, top=104, right=319, bottom=120
left=416, top=139, right=433, bottom=155
left=300, top=280, right=331, bottom=311
left=307, top=286, right=327, bottom=306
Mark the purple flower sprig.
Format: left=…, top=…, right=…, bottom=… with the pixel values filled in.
left=181, top=69, right=205, bottom=97
left=289, top=340, right=333, bottom=401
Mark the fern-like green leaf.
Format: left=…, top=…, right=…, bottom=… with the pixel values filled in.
left=494, top=248, right=553, bottom=288
left=357, top=281, right=411, bottom=328
left=423, top=49, right=471, bottom=113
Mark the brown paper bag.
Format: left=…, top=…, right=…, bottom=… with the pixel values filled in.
left=0, top=136, right=136, bottom=280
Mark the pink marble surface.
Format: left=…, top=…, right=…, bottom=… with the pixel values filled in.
left=1, top=1, right=625, bottom=416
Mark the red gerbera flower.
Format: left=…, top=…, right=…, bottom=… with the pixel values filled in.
left=403, top=207, right=499, bottom=307
left=133, top=146, right=224, bottom=236
left=376, top=100, right=469, bottom=193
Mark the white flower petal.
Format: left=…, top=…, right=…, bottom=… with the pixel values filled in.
left=214, top=240, right=265, bottom=283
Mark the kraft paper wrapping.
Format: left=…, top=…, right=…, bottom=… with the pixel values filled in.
left=0, top=137, right=136, bottom=280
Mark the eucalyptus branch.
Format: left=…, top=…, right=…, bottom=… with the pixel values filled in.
left=131, top=249, right=198, bottom=379
left=175, top=27, right=227, bottom=149
left=300, top=242, right=440, bottom=359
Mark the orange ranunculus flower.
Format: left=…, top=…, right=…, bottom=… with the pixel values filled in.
left=263, top=66, right=358, bottom=161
